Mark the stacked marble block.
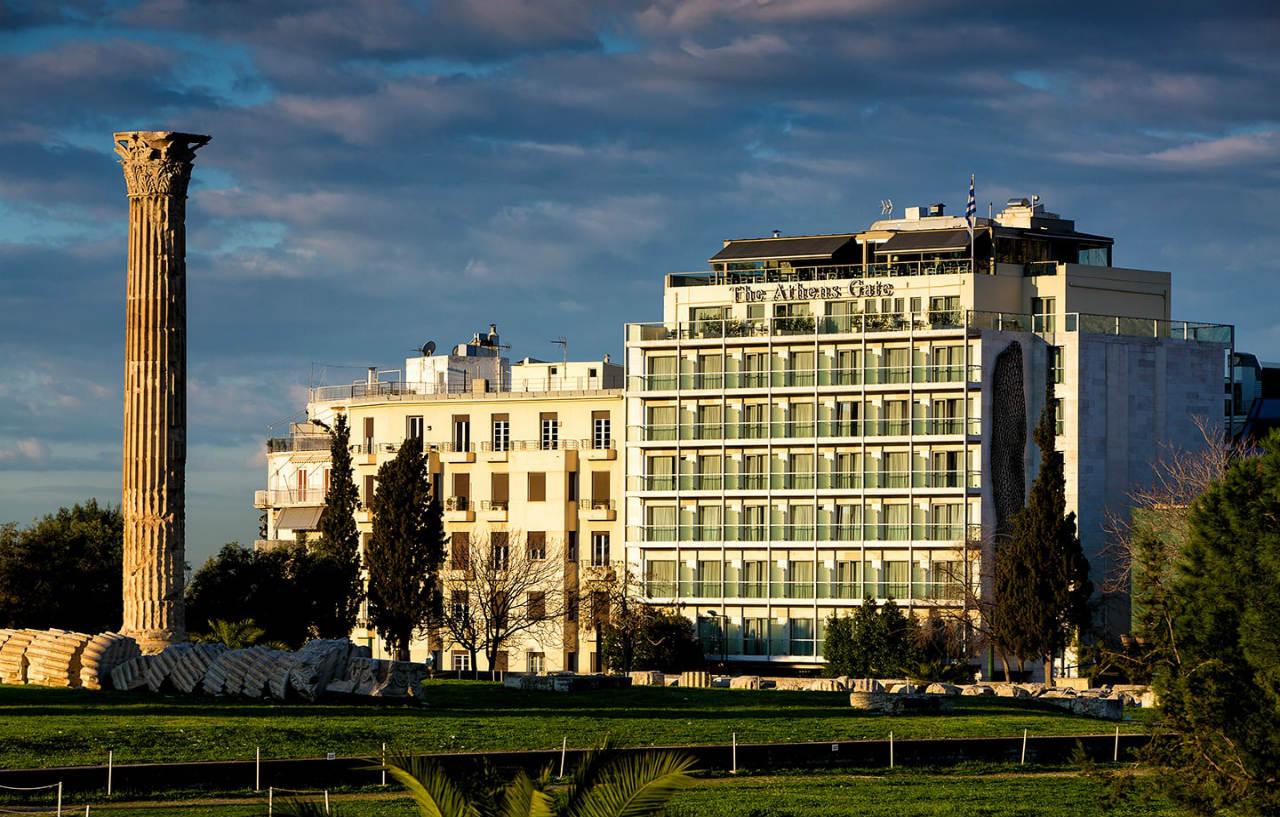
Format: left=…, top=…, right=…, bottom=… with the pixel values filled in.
left=0, top=629, right=429, bottom=701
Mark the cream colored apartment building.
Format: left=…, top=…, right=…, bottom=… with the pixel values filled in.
left=256, top=328, right=624, bottom=673
left=624, top=199, right=1232, bottom=675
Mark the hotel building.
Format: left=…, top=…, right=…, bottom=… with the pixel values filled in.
left=256, top=327, right=624, bottom=674
left=623, top=199, right=1232, bottom=673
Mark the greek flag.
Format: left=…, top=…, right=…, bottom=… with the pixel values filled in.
left=965, top=173, right=976, bottom=241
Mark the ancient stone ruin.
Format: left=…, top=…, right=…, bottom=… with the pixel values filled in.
left=0, top=628, right=429, bottom=701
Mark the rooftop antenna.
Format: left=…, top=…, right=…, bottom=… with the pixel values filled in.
left=413, top=340, right=437, bottom=357
left=880, top=199, right=894, bottom=217
left=551, top=337, right=568, bottom=365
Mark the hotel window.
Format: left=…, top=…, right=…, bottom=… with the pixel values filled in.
left=540, top=413, right=559, bottom=450
left=698, top=353, right=723, bottom=389
left=696, top=403, right=722, bottom=440
left=451, top=532, right=469, bottom=569
left=590, top=470, right=611, bottom=507
left=527, top=472, right=546, bottom=502
left=490, top=472, right=509, bottom=509
left=527, top=531, right=546, bottom=561
left=647, top=355, right=677, bottom=390
left=743, top=453, right=767, bottom=490
left=591, top=532, right=610, bottom=566
left=526, top=651, right=546, bottom=674
left=742, top=505, right=767, bottom=542
left=1032, top=297, right=1056, bottom=333
left=451, top=472, right=470, bottom=509
left=646, top=559, right=676, bottom=598
left=362, top=417, right=375, bottom=451
left=648, top=455, right=675, bottom=491
left=450, top=590, right=469, bottom=621
left=929, top=295, right=961, bottom=327
left=452, top=415, right=471, bottom=451
left=834, top=348, right=859, bottom=385
left=1050, top=346, right=1065, bottom=384
left=647, top=404, right=676, bottom=442
left=885, top=560, right=910, bottom=599
left=592, top=411, right=612, bottom=449
left=406, top=415, right=424, bottom=442
left=296, top=468, right=308, bottom=496
left=743, top=618, right=769, bottom=655
left=1054, top=398, right=1065, bottom=436
left=690, top=306, right=727, bottom=337
left=491, top=414, right=510, bottom=451
left=696, top=503, right=722, bottom=541
left=527, top=591, right=546, bottom=621
left=698, top=454, right=722, bottom=490
left=363, top=474, right=376, bottom=507
left=566, top=530, right=578, bottom=561
left=491, top=532, right=510, bottom=569
left=744, top=351, right=768, bottom=387
left=646, top=505, right=677, bottom=541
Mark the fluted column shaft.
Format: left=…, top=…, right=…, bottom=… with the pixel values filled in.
left=116, top=131, right=209, bottom=653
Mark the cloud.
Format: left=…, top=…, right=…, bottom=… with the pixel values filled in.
left=0, top=438, right=50, bottom=467
left=1063, top=130, right=1280, bottom=171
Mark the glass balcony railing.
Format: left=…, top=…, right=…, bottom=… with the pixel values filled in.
left=629, top=470, right=981, bottom=493
left=627, top=523, right=981, bottom=543
left=650, top=579, right=967, bottom=603
left=632, top=364, right=980, bottom=392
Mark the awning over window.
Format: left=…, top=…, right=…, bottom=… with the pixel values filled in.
left=874, top=228, right=971, bottom=255
left=275, top=506, right=323, bottom=531
left=711, top=234, right=857, bottom=263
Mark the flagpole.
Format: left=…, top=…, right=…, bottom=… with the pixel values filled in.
left=968, top=174, right=976, bottom=274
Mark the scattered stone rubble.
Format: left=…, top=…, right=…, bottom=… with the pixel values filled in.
left=0, top=628, right=429, bottom=701
left=503, top=672, right=631, bottom=693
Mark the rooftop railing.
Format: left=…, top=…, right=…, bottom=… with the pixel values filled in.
left=628, top=310, right=1232, bottom=345
left=310, top=376, right=618, bottom=404
left=669, top=259, right=977, bottom=288
left=266, top=434, right=330, bottom=454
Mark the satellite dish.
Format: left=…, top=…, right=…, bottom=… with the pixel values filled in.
left=419, top=341, right=436, bottom=357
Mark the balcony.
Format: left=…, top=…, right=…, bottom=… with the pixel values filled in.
left=580, top=438, right=617, bottom=460
left=266, top=434, right=330, bottom=454
left=630, top=364, right=982, bottom=393
left=479, top=441, right=509, bottom=462
left=444, top=496, right=475, bottom=522
left=626, top=522, right=982, bottom=544
left=627, top=306, right=1232, bottom=346
left=439, top=441, right=475, bottom=464
left=582, top=499, right=617, bottom=521
left=254, top=488, right=324, bottom=508
left=478, top=499, right=508, bottom=522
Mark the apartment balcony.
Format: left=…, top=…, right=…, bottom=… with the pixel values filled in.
left=628, top=417, right=980, bottom=445
left=445, top=496, right=475, bottom=522
left=479, top=441, right=508, bottom=462
left=254, top=488, right=325, bottom=508
left=646, top=581, right=967, bottom=604
left=265, top=434, right=330, bottom=455
left=439, top=441, right=475, bottom=464
left=581, top=499, right=617, bottom=522
left=580, top=438, right=617, bottom=460
left=628, top=364, right=980, bottom=394
left=626, top=523, right=982, bottom=544
left=478, top=499, right=508, bottom=522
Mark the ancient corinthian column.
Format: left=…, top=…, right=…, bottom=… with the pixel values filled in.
left=115, top=130, right=210, bottom=653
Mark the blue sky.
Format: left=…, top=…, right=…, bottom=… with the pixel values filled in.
left=1, top=0, right=1277, bottom=566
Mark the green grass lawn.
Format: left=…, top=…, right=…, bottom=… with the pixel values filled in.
left=0, top=680, right=1153, bottom=769
left=18, top=770, right=1177, bottom=817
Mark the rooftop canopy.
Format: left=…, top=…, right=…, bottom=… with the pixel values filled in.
left=710, top=234, right=857, bottom=263
left=875, top=227, right=971, bottom=255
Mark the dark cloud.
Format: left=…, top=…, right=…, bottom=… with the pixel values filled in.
left=1, top=0, right=1278, bottom=559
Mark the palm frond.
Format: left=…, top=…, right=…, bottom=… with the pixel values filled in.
left=498, top=769, right=556, bottom=817
left=566, top=751, right=696, bottom=817
left=386, top=755, right=481, bottom=817
left=560, top=737, right=619, bottom=814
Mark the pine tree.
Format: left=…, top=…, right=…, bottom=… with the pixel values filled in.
left=365, top=441, right=445, bottom=661
left=312, top=413, right=363, bottom=638
left=991, top=380, right=1092, bottom=681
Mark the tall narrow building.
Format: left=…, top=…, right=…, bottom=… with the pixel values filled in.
left=116, top=130, right=210, bottom=652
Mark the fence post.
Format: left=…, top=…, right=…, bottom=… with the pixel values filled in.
left=1114, top=726, right=1120, bottom=763
left=1021, top=729, right=1028, bottom=765
left=382, top=742, right=387, bottom=787
left=889, top=732, right=894, bottom=769
left=559, top=737, right=567, bottom=778
left=732, top=732, right=737, bottom=774
left=268, top=787, right=273, bottom=817
left=56, top=782, right=62, bottom=817
left=256, top=747, right=261, bottom=792
left=107, top=750, right=113, bottom=797
left=325, top=790, right=331, bottom=815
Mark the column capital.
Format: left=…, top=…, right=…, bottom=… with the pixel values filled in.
left=114, top=131, right=211, bottom=198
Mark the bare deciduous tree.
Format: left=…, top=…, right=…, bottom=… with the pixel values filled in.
left=437, top=529, right=568, bottom=678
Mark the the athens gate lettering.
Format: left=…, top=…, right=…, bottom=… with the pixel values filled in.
left=731, top=280, right=896, bottom=303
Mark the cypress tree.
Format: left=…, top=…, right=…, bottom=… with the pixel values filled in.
left=991, top=382, right=1092, bottom=681
left=365, top=440, right=445, bottom=661
left=312, top=413, right=363, bottom=638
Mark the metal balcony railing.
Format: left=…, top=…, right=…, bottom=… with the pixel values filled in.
left=630, top=364, right=980, bottom=392
left=255, top=488, right=325, bottom=507
left=626, top=522, right=982, bottom=543
left=266, top=435, right=330, bottom=454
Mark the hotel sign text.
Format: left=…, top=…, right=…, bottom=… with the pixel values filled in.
left=731, top=280, right=896, bottom=303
